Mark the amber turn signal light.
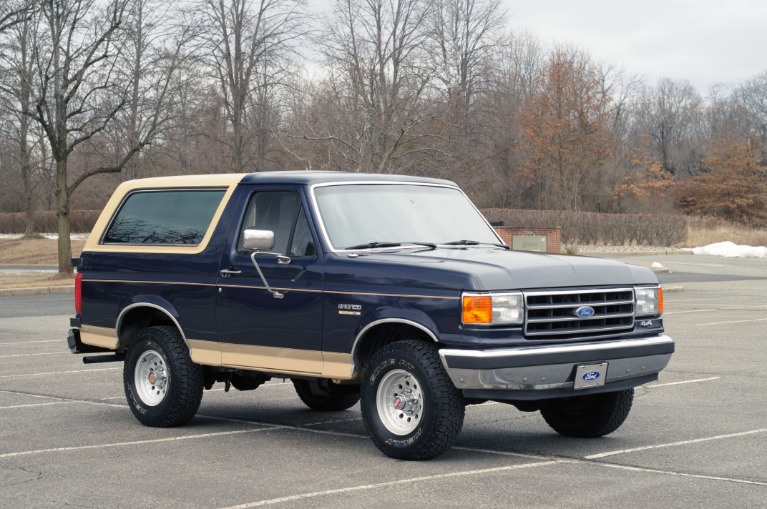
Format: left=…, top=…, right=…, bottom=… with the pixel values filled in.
left=658, top=287, right=664, bottom=314
left=462, top=295, right=492, bottom=324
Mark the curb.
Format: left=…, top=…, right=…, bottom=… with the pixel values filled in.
left=0, top=285, right=73, bottom=297
left=663, top=285, right=684, bottom=292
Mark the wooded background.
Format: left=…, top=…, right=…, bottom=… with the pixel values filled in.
left=1, top=0, right=766, bottom=268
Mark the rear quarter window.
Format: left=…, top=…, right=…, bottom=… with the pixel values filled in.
left=103, top=189, right=226, bottom=245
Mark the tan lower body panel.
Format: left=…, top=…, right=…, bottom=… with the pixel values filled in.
left=187, top=339, right=354, bottom=380
left=80, top=325, right=118, bottom=350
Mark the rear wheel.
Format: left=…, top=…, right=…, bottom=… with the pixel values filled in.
left=292, top=379, right=360, bottom=411
left=360, top=340, right=464, bottom=460
left=123, top=326, right=203, bottom=427
left=539, top=389, right=634, bottom=438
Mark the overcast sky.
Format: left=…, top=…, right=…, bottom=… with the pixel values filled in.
left=506, top=0, right=767, bottom=95
left=306, top=0, right=767, bottom=95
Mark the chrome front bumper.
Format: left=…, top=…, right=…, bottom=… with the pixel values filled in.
left=439, top=335, right=674, bottom=397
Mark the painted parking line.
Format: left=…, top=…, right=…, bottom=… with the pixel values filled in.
left=592, top=462, right=767, bottom=487
left=303, top=417, right=362, bottom=427
left=2, top=387, right=764, bottom=493
left=585, top=429, right=767, bottom=459
left=664, top=308, right=718, bottom=315
left=0, top=428, right=278, bottom=459
left=0, top=367, right=120, bottom=379
left=666, top=305, right=767, bottom=315
left=0, top=340, right=61, bottom=346
left=0, top=351, right=68, bottom=359
left=0, top=401, right=75, bottom=410
left=646, top=377, right=721, bottom=388
left=697, top=317, right=767, bottom=326
left=217, top=460, right=561, bottom=509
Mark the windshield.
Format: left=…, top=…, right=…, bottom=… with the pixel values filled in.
left=313, top=184, right=500, bottom=250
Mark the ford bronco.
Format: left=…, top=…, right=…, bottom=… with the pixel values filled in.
left=67, top=172, right=674, bottom=460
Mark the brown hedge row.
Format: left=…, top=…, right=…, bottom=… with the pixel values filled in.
left=0, top=210, right=101, bottom=234
left=482, top=208, right=688, bottom=246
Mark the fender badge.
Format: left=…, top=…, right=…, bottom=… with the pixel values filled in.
left=338, top=303, right=362, bottom=316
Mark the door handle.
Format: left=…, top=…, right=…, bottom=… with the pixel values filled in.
left=219, top=268, right=242, bottom=278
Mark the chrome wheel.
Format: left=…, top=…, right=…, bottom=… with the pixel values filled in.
left=376, top=369, right=424, bottom=435
left=134, top=350, right=169, bottom=407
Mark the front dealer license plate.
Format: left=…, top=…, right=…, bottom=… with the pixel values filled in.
left=574, top=362, right=608, bottom=390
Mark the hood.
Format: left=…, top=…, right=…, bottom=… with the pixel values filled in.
left=355, top=247, right=658, bottom=291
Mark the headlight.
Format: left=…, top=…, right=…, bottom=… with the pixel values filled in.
left=635, top=286, right=664, bottom=316
left=462, top=292, right=524, bottom=325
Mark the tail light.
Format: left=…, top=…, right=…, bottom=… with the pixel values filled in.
left=75, top=272, right=83, bottom=315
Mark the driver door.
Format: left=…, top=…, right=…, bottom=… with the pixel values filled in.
left=216, top=187, right=324, bottom=376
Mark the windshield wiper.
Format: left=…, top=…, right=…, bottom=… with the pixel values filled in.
left=344, top=242, right=403, bottom=250
left=441, top=240, right=510, bottom=250
left=442, top=239, right=480, bottom=246
left=344, top=241, right=438, bottom=251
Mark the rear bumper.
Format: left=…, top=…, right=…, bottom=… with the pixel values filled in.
left=67, top=326, right=114, bottom=354
left=439, top=335, right=674, bottom=400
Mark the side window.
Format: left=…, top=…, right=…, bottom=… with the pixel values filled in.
left=103, top=189, right=225, bottom=245
left=239, top=191, right=315, bottom=257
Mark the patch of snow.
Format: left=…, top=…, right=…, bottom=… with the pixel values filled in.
left=690, top=241, right=767, bottom=259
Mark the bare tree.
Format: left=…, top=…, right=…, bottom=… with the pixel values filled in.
left=29, top=0, right=135, bottom=273
left=313, top=0, right=436, bottom=172
left=201, top=0, right=304, bottom=172
left=25, top=0, right=197, bottom=273
left=0, top=0, right=41, bottom=236
left=739, top=70, right=767, bottom=163
left=633, top=78, right=703, bottom=177
left=427, top=0, right=504, bottom=115
left=110, top=0, right=199, bottom=180
left=0, top=0, right=34, bottom=33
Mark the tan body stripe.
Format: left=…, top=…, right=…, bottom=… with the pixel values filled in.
left=78, top=331, right=354, bottom=380
left=187, top=340, right=354, bottom=379
left=79, top=325, right=118, bottom=350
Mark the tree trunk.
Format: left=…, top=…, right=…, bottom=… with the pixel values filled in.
left=20, top=116, right=39, bottom=238
left=55, top=158, right=73, bottom=275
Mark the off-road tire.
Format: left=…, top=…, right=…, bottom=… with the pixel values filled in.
left=539, top=389, right=634, bottom=438
left=360, top=340, right=464, bottom=460
left=292, top=379, right=360, bottom=411
left=124, top=325, right=203, bottom=427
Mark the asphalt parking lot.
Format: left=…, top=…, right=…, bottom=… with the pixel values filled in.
left=1, top=253, right=765, bottom=508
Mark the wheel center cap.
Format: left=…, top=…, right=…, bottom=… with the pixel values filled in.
left=148, top=372, right=157, bottom=385
left=392, top=396, right=404, bottom=410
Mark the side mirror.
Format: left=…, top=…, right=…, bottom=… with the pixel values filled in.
left=242, top=229, right=275, bottom=251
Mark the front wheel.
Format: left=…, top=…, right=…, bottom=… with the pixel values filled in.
left=539, top=388, right=634, bottom=438
left=360, top=340, right=464, bottom=460
left=123, top=325, right=204, bottom=427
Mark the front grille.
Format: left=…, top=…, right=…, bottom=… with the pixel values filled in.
left=524, top=288, right=635, bottom=339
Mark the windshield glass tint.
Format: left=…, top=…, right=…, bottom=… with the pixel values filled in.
left=314, top=184, right=499, bottom=249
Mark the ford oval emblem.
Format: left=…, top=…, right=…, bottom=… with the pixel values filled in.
left=574, top=306, right=595, bottom=318
left=582, top=371, right=600, bottom=382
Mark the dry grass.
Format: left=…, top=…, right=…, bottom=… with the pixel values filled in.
left=683, top=218, right=767, bottom=247
left=0, top=238, right=83, bottom=289
left=0, top=273, right=74, bottom=289
left=0, top=238, right=85, bottom=265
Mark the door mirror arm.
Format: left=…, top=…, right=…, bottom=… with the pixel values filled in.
left=250, top=252, right=285, bottom=299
